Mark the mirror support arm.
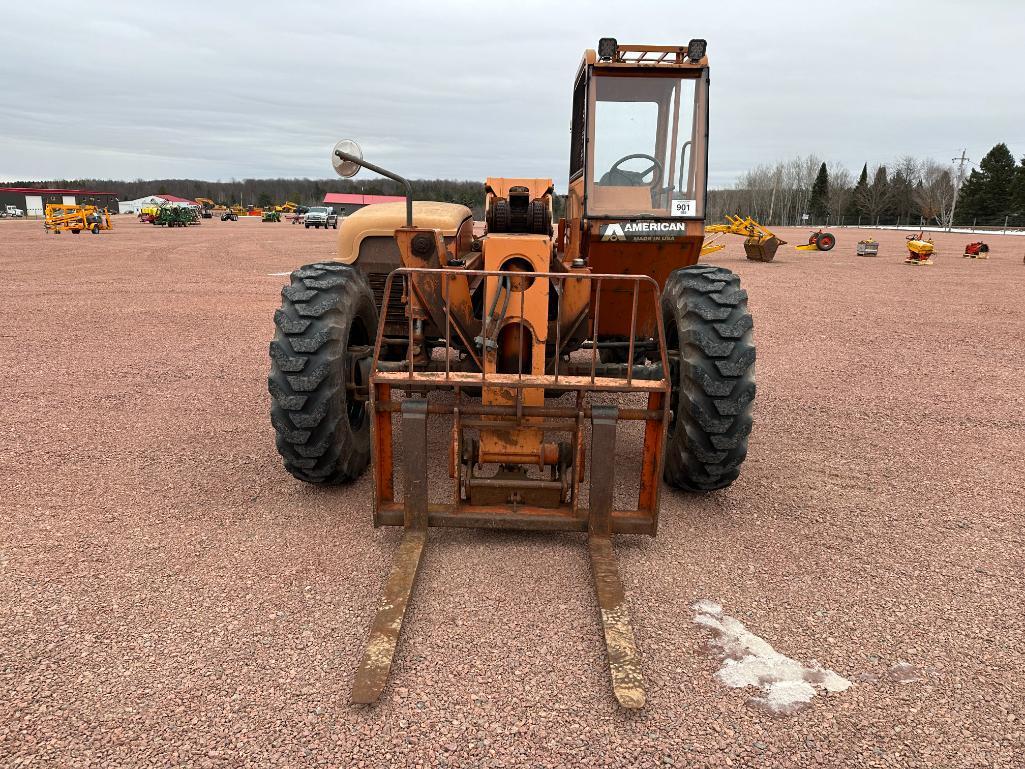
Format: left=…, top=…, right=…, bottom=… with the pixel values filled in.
left=334, top=150, right=414, bottom=227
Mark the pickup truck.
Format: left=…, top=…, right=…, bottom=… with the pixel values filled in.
left=2, top=205, right=25, bottom=218
left=304, top=206, right=338, bottom=229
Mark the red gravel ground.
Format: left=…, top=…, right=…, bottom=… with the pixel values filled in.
left=1, top=217, right=1023, bottom=768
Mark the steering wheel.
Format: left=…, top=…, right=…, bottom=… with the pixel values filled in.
left=605, top=153, right=664, bottom=188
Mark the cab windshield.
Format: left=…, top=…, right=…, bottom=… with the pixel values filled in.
left=586, top=73, right=707, bottom=219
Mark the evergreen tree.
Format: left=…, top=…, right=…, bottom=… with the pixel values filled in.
left=1011, top=155, right=1025, bottom=225
left=846, top=163, right=869, bottom=219
left=956, top=169, right=984, bottom=225
left=808, top=162, right=829, bottom=223
left=889, top=169, right=913, bottom=221
left=856, top=166, right=893, bottom=222
left=956, top=143, right=1017, bottom=225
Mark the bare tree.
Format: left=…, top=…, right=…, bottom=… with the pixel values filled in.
left=710, top=154, right=961, bottom=229
left=916, top=161, right=956, bottom=226
left=826, top=162, right=853, bottom=223
left=715, top=154, right=824, bottom=226
left=890, top=155, right=922, bottom=222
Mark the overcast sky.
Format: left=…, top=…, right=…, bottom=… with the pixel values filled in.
left=2, top=0, right=1023, bottom=189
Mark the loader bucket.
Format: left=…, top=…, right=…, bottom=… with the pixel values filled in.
left=744, top=236, right=782, bottom=262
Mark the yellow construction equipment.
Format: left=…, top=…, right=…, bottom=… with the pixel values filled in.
left=44, top=204, right=111, bottom=235
left=194, top=198, right=216, bottom=219
left=795, top=229, right=836, bottom=252
left=698, top=237, right=726, bottom=257
left=274, top=201, right=299, bottom=213
left=905, top=232, right=935, bottom=265
left=702, top=214, right=786, bottom=261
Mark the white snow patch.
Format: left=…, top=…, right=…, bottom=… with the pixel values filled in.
left=692, top=600, right=851, bottom=716
left=692, top=599, right=723, bottom=617
left=886, top=661, right=922, bottom=684
left=268, top=271, right=292, bottom=276
left=751, top=680, right=816, bottom=714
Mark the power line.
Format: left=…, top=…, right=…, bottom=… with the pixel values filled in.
left=947, top=149, right=971, bottom=231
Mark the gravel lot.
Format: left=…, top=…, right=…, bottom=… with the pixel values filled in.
left=2, top=217, right=1023, bottom=768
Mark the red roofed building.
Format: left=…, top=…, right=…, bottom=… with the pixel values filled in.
left=323, top=192, right=406, bottom=216
left=154, top=194, right=199, bottom=206
left=118, top=194, right=200, bottom=213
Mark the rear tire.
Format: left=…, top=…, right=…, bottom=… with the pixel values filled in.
left=268, top=263, right=378, bottom=484
left=661, top=265, right=755, bottom=491
left=817, top=232, right=836, bottom=251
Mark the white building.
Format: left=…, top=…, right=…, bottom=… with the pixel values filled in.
left=118, top=196, right=167, bottom=214
left=118, top=194, right=200, bottom=214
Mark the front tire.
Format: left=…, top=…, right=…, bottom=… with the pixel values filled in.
left=268, top=263, right=378, bottom=484
left=662, top=265, right=755, bottom=491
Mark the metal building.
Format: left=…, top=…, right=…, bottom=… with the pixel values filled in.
left=323, top=192, right=406, bottom=216
left=118, top=194, right=199, bottom=214
left=118, top=195, right=167, bottom=214
left=0, top=187, right=120, bottom=217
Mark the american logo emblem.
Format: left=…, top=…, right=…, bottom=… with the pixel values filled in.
left=600, top=221, right=689, bottom=242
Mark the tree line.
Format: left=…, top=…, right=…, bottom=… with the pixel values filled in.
left=708, top=142, right=1025, bottom=228
left=13, top=141, right=1024, bottom=227
left=4, top=176, right=496, bottom=217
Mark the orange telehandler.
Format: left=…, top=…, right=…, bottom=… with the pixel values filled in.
left=268, top=38, right=755, bottom=709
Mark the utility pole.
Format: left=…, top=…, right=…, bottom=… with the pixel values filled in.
left=948, top=149, right=970, bottom=231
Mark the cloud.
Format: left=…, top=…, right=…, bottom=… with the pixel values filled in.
left=1, top=0, right=1022, bottom=188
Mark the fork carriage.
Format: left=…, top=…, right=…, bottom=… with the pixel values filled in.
left=370, top=267, right=672, bottom=530
left=352, top=257, right=673, bottom=707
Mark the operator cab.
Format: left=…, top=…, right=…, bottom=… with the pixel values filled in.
left=568, top=38, right=709, bottom=224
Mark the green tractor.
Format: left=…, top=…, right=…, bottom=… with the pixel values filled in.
left=155, top=206, right=195, bottom=228
left=262, top=210, right=282, bottom=223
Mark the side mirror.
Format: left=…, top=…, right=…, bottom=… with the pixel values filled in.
left=328, top=140, right=414, bottom=228
left=332, top=139, right=363, bottom=178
